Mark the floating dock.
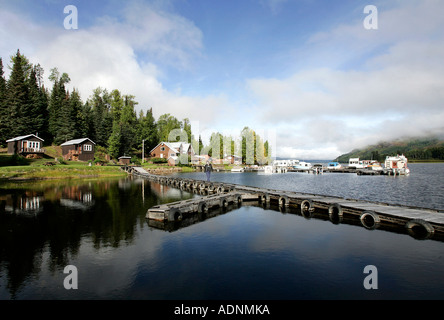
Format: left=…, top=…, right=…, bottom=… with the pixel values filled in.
left=124, top=166, right=444, bottom=239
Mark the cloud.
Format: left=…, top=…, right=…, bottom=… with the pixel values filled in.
left=246, top=0, right=444, bottom=158
left=0, top=2, right=233, bottom=128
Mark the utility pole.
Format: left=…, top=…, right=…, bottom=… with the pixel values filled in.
left=142, top=140, right=145, bottom=164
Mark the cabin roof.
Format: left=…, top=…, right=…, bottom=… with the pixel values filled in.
left=150, top=141, right=194, bottom=155
left=60, top=138, right=96, bottom=146
left=6, top=134, right=44, bottom=142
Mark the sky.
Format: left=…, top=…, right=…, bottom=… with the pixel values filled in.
left=1, top=0, right=443, bottom=159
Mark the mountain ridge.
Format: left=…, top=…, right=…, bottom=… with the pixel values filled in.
left=334, top=136, right=444, bottom=163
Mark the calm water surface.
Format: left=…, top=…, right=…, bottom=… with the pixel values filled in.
left=0, top=163, right=443, bottom=300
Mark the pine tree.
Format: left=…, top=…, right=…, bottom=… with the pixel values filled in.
left=54, top=91, right=76, bottom=145
left=48, top=68, right=71, bottom=143
left=0, top=58, right=8, bottom=146
left=119, top=95, right=138, bottom=156
left=27, top=67, right=47, bottom=137
left=89, top=87, right=112, bottom=146
left=136, top=108, right=158, bottom=158
left=6, top=50, right=30, bottom=137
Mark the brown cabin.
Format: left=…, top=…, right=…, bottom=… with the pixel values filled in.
left=6, top=134, right=45, bottom=156
left=61, top=138, right=95, bottom=161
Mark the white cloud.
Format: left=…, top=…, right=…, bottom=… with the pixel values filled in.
left=0, top=2, right=233, bottom=128
left=246, top=0, right=444, bottom=158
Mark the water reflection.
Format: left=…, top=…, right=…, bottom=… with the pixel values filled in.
left=0, top=178, right=197, bottom=298
left=1, top=177, right=443, bottom=300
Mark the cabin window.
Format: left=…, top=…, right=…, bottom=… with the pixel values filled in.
left=83, top=144, right=93, bottom=152
left=160, top=147, right=165, bottom=151
left=27, top=141, right=40, bottom=149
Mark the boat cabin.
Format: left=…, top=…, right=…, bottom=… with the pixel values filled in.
left=349, top=158, right=364, bottom=169
left=384, top=154, right=408, bottom=170
left=327, top=161, right=342, bottom=170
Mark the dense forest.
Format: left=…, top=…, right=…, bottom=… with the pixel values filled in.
left=335, top=137, right=444, bottom=163
left=0, top=50, right=271, bottom=164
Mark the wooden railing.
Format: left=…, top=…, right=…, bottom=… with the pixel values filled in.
left=20, top=148, right=45, bottom=154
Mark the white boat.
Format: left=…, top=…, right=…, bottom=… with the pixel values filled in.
left=263, top=165, right=273, bottom=174
left=366, top=160, right=383, bottom=171
left=311, top=163, right=324, bottom=174
left=293, top=161, right=312, bottom=171
left=231, top=166, right=244, bottom=172
left=327, top=161, right=342, bottom=170
left=384, top=154, right=410, bottom=175
left=349, top=158, right=365, bottom=169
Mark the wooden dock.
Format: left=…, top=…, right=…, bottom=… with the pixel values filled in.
left=124, top=166, right=444, bottom=239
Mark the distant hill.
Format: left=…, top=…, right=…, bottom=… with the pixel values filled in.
left=335, top=136, right=444, bottom=163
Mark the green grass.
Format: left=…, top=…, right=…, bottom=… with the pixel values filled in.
left=0, top=164, right=126, bottom=180
left=0, top=152, right=199, bottom=181
left=0, top=153, right=126, bottom=180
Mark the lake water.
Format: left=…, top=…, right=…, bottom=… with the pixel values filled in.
left=1, top=163, right=444, bottom=300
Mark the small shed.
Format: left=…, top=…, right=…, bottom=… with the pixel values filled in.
left=118, top=156, right=131, bottom=165
left=6, top=134, right=45, bottom=156
left=61, top=138, right=95, bottom=162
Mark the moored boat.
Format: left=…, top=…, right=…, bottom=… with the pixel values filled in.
left=384, top=154, right=410, bottom=175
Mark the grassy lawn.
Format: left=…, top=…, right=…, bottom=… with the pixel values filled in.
left=0, top=153, right=126, bottom=180
left=0, top=152, right=199, bottom=181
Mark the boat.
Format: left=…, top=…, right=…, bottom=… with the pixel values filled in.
left=311, top=163, right=324, bottom=174
left=384, top=154, right=410, bottom=175
left=231, top=166, right=244, bottom=172
left=327, top=161, right=342, bottom=170
left=348, top=158, right=365, bottom=169
left=366, top=160, right=383, bottom=171
left=263, top=165, right=273, bottom=174
left=293, top=161, right=312, bottom=171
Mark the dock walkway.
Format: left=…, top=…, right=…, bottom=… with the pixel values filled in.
left=123, top=166, right=444, bottom=238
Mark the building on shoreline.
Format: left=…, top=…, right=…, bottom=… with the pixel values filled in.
left=61, top=138, right=96, bottom=161
left=6, top=134, right=45, bottom=157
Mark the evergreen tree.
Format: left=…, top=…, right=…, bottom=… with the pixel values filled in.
left=119, top=94, right=138, bottom=156
left=48, top=68, right=71, bottom=143
left=0, top=58, right=8, bottom=146
left=54, top=90, right=77, bottom=144
left=89, top=87, right=112, bottom=146
left=27, top=67, right=47, bottom=138
left=157, top=113, right=182, bottom=142
left=6, top=50, right=30, bottom=137
left=69, top=89, right=85, bottom=138
left=136, top=108, right=158, bottom=159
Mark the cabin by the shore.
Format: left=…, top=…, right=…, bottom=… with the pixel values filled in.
left=6, top=134, right=45, bottom=157
left=118, top=156, right=131, bottom=165
left=149, top=142, right=195, bottom=161
left=61, top=138, right=95, bottom=162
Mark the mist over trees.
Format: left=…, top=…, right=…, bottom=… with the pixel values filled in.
left=0, top=50, right=271, bottom=164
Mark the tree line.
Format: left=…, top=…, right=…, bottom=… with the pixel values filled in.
left=0, top=50, right=271, bottom=164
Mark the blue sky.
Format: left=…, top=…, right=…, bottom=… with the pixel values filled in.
left=1, top=0, right=443, bottom=159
